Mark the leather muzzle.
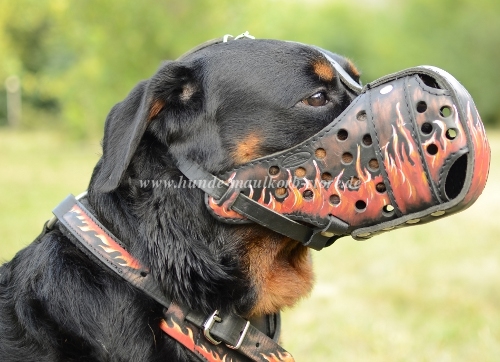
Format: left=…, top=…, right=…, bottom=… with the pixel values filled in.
left=201, top=66, right=490, bottom=246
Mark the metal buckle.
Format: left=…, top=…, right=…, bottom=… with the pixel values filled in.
left=234, top=31, right=255, bottom=40
left=203, top=310, right=222, bottom=345
left=47, top=191, right=88, bottom=229
left=226, top=320, right=250, bottom=350
left=223, top=31, right=255, bottom=43
left=203, top=310, right=250, bottom=350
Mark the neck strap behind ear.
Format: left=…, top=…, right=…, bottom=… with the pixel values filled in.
left=176, top=35, right=363, bottom=97
left=177, top=32, right=256, bottom=61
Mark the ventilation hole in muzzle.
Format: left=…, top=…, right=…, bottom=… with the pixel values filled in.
left=337, top=129, right=348, bottom=141
left=446, top=129, right=458, bottom=140
left=427, top=144, right=439, bottom=155
left=295, top=167, right=306, bottom=178
left=440, top=106, right=453, bottom=118
left=444, top=153, right=468, bottom=200
left=342, top=152, right=353, bottom=164
left=303, top=189, right=314, bottom=200
left=418, top=74, right=441, bottom=89
left=355, top=200, right=367, bottom=212
left=368, top=159, right=379, bottom=171
left=376, top=182, right=387, bottom=193
left=329, top=194, right=341, bottom=205
left=269, top=166, right=280, bottom=176
left=362, top=134, right=373, bottom=146
left=382, top=204, right=395, bottom=217
left=421, top=122, right=433, bottom=135
left=322, top=172, right=333, bottom=182
left=357, top=111, right=367, bottom=121
left=416, top=101, right=427, bottom=113
left=275, top=187, right=288, bottom=198
left=315, top=148, right=326, bottom=159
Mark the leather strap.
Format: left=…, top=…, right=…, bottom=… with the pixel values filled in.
left=52, top=194, right=293, bottom=361
left=175, top=156, right=346, bottom=250
left=52, top=194, right=170, bottom=308
left=161, top=304, right=294, bottom=362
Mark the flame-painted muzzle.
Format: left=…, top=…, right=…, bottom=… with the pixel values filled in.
left=178, top=66, right=490, bottom=250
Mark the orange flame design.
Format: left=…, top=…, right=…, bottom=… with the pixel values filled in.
left=160, top=319, right=230, bottom=362
left=464, top=101, right=490, bottom=203
left=66, top=205, right=142, bottom=270
left=262, top=351, right=295, bottom=362
left=210, top=154, right=392, bottom=227
left=381, top=102, right=433, bottom=213
left=197, top=344, right=230, bottom=362
left=160, top=319, right=195, bottom=351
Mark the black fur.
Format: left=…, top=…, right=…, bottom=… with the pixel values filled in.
left=0, top=39, right=360, bottom=361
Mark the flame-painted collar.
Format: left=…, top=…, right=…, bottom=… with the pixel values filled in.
left=50, top=193, right=293, bottom=362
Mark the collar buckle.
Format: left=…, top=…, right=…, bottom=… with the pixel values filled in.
left=203, top=309, right=251, bottom=350
left=203, top=310, right=223, bottom=345
left=226, top=320, right=250, bottom=350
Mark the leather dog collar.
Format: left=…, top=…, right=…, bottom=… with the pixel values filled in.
left=50, top=193, right=292, bottom=362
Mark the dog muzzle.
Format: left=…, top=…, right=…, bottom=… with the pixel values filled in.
left=177, top=65, right=490, bottom=250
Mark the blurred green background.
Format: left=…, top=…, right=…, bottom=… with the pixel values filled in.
left=0, top=0, right=498, bottom=361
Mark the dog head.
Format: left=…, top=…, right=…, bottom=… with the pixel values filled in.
left=88, top=38, right=361, bottom=317
left=88, top=35, right=490, bottom=317
left=92, top=38, right=361, bottom=192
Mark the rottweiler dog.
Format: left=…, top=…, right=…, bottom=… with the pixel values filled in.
left=0, top=38, right=361, bottom=361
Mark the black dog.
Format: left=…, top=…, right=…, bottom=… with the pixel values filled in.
left=0, top=37, right=360, bottom=361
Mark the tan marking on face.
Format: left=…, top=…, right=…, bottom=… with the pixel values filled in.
left=148, top=99, right=165, bottom=121
left=313, top=59, right=335, bottom=82
left=234, top=133, right=263, bottom=164
left=240, top=227, right=314, bottom=318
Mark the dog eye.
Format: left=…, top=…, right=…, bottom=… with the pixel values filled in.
left=302, top=92, right=328, bottom=107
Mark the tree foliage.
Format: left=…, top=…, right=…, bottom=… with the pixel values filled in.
left=1, top=0, right=499, bottom=137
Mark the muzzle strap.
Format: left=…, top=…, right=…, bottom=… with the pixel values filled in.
left=176, top=156, right=344, bottom=249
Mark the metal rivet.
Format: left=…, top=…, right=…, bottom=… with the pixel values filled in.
left=321, top=231, right=335, bottom=238
left=357, top=232, right=372, bottom=237
left=380, top=85, right=393, bottom=94
left=431, top=211, right=446, bottom=217
left=406, top=218, right=420, bottom=224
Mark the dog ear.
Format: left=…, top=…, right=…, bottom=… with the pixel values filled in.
left=92, top=61, right=199, bottom=193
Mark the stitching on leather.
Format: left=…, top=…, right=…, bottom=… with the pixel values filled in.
left=60, top=217, right=124, bottom=276
left=414, top=76, right=450, bottom=96
left=403, top=77, right=438, bottom=203
left=367, top=89, right=401, bottom=214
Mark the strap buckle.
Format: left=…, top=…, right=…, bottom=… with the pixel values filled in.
left=226, top=320, right=250, bottom=350
left=203, top=310, right=251, bottom=350
left=223, top=31, right=255, bottom=43
left=203, top=310, right=222, bottom=345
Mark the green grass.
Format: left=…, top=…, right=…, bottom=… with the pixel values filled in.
left=281, top=131, right=500, bottom=361
left=0, top=129, right=101, bottom=260
left=1, top=128, right=499, bottom=361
